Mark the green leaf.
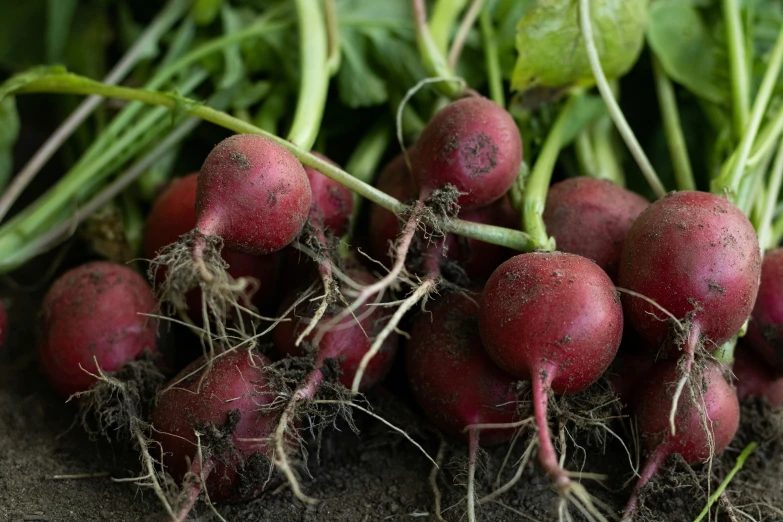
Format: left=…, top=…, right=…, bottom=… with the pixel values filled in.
left=511, top=0, right=648, bottom=92
left=646, top=0, right=727, bottom=103
left=560, top=93, right=606, bottom=145
left=0, top=97, right=20, bottom=191
left=338, top=30, right=388, bottom=108
left=0, top=65, right=67, bottom=101
left=46, top=0, right=78, bottom=64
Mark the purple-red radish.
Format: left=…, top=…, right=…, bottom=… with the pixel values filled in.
left=273, top=268, right=399, bottom=392
left=607, top=353, right=656, bottom=409
left=412, top=96, right=522, bottom=210
left=745, top=247, right=783, bottom=376
left=294, top=154, right=354, bottom=343
left=196, top=134, right=311, bottom=254
left=479, top=252, right=623, bottom=494
left=150, top=348, right=278, bottom=518
left=734, top=344, right=783, bottom=408
left=618, top=191, right=760, bottom=435
left=543, top=177, right=648, bottom=281
left=368, top=153, right=415, bottom=269
left=40, top=261, right=158, bottom=398
left=152, top=134, right=311, bottom=334
left=623, top=360, right=740, bottom=519
left=143, top=173, right=281, bottom=318
left=302, top=153, right=353, bottom=237
left=406, top=291, right=518, bottom=520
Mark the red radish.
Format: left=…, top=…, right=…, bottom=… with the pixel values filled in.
left=406, top=292, right=518, bottom=444
left=292, top=154, right=355, bottom=343
left=607, top=353, right=656, bottom=408
left=406, top=291, right=518, bottom=521
left=151, top=348, right=278, bottom=518
left=40, top=261, right=158, bottom=397
left=619, top=191, right=760, bottom=355
left=273, top=267, right=399, bottom=391
left=368, top=153, right=415, bottom=268
left=745, top=247, right=783, bottom=376
left=479, top=252, right=623, bottom=491
left=734, top=344, right=783, bottom=407
left=412, top=96, right=522, bottom=210
left=196, top=134, right=311, bottom=254
left=302, top=153, right=353, bottom=236
left=143, top=173, right=281, bottom=317
left=543, top=177, right=648, bottom=281
left=623, top=360, right=740, bottom=519
left=152, top=134, right=311, bottom=333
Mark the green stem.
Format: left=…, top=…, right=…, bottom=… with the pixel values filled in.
left=757, top=140, right=783, bottom=250
left=574, top=130, right=598, bottom=179
left=324, top=0, right=341, bottom=76
left=738, top=150, right=772, bottom=217
left=522, top=95, right=580, bottom=250
left=578, top=0, right=665, bottom=198
left=448, top=0, right=484, bottom=69
left=591, top=117, right=625, bottom=186
left=6, top=72, right=542, bottom=253
left=748, top=103, right=783, bottom=167
left=412, top=0, right=463, bottom=99
left=652, top=54, right=695, bottom=191
left=722, top=0, right=750, bottom=139
left=429, top=0, right=468, bottom=54
left=692, top=442, right=757, bottom=522
left=713, top=21, right=783, bottom=198
left=479, top=5, right=504, bottom=107
left=287, top=0, right=329, bottom=150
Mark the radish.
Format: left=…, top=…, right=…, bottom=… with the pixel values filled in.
left=151, top=134, right=311, bottom=338
left=268, top=266, right=400, bottom=503
left=412, top=96, right=522, bottom=210
left=273, top=267, right=399, bottom=391
left=745, top=247, right=783, bottom=376
left=40, top=261, right=158, bottom=398
left=150, top=348, right=278, bottom=519
left=302, top=152, right=353, bottom=237
left=543, top=177, right=648, bottom=281
left=368, top=153, right=416, bottom=269
left=291, top=153, right=354, bottom=344
left=143, top=173, right=281, bottom=319
left=479, top=252, right=623, bottom=498
left=406, top=291, right=518, bottom=521
left=618, top=191, right=760, bottom=433
left=734, top=344, right=783, bottom=408
left=623, top=360, right=740, bottom=519
left=607, top=353, right=655, bottom=409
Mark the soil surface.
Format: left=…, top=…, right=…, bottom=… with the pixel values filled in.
left=2, top=277, right=782, bottom=522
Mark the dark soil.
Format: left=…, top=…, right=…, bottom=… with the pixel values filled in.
left=1, top=287, right=782, bottom=522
